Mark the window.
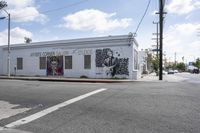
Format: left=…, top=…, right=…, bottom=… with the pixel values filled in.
left=65, top=56, right=72, bottom=69
left=17, top=58, right=23, bottom=70
left=84, top=55, right=91, bottom=69
left=40, top=57, right=46, bottom=69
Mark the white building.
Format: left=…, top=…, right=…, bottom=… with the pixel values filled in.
left=0, top=34, right=140, bottom=79
left=138, top=50, right=148, bottom=74
left=187, top=62, right=197, bottom=72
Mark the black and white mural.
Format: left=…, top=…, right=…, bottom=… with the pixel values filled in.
left=96, top=48, right=129, bottom=77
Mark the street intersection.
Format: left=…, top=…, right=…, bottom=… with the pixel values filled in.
left=0, top=73, right=200, bottom=133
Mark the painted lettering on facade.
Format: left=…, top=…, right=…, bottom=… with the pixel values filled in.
left=30, top=51, right=58, bottom=57
left=30, top=49, right=92, bottom=57
left=72, top=49, right=92, bottom=55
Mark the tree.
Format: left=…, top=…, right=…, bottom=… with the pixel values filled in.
left=147, top=54, right=159, bottom=73
left=176, top=62, right=186, bottom=72
left=193, top=58, right=200, bottom=70
left=152, top=56, right=159, bottom=73
left=0, top=1, right=7, bottom=10
left=146, top=52, right=153, bottom=72
left=24, top=37, right=32, bottom=44
left=146, top=52, right=155, bottom=73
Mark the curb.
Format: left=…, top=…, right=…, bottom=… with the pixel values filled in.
left=0, top=129, right=32, bottom=133
left=0, top=76, right=134, bottom=83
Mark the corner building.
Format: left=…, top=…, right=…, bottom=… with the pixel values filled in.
left=0, top=34, right=140, bottom=79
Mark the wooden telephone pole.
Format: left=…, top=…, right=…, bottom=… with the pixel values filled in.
left=159, top=0, right=164, bottom=80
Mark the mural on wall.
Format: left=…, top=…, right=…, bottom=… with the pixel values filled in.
left=47, top=56, right=63, bottom=76
left=115, top=58, right=129, bottom=75
left=96, top=48, right=129, bottom=77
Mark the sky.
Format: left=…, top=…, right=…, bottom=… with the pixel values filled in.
left=0, top=0, right=200, bottom=63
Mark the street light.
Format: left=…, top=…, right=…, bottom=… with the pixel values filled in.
left=0, top=9, right=11, bottom=77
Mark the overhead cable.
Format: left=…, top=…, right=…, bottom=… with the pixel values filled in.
left=134, top=0, right=152, bottom=37
left=12, top=0, right=90, bottom=19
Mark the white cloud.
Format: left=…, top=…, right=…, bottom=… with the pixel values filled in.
left=1, top=0, right=48, bottom=23
left=164, top=23, right=200, bottom=62
left=166, top=0, right=200, bottom=15
left=60, top=9, right=132, bottom=33
left=9, top=7, right=48, bottom=24
left=0, top=27, right=33, bottom=45
left=40, top=28, right=50, bottom=34
left=5, top=0, right=34, bottom=8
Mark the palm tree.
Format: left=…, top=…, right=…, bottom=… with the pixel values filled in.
left=24, top=37, right=32, bottom=44
left=0, top=1, right=7, bottom=10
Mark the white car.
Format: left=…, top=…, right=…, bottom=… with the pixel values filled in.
left=168, top=70, right=175, bottom=74
left=162, top=70, right=168, bottom=75
left=174, top=70, right=179, bottom=73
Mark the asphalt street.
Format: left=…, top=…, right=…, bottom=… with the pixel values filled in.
left=0, top=73, right=200, bottom=133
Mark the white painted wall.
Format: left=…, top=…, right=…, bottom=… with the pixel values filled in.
left=0, top=47, right=3, bottom=75
left=132, top=40, right=140, bottom=79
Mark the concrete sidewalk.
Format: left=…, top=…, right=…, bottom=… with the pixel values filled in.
left=139, top=73, right=188, bottom=82
left=0, top=73, right=189, bottom=83
left=0, top=76, right=134, bottom=83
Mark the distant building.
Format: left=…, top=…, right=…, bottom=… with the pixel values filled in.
left=187, top=62, right=197, bottom=72
left=139, top=50, right=148, bottom=74
left=0, top=34, right=140, bottom=79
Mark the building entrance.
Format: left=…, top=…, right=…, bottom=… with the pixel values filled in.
left=47, top=56, right=63, bottom=76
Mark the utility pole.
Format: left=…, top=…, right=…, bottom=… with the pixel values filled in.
left=159, top=0, right=164, bottom=80
left=8, top=13, right=10, bottom=77
left=153, top=21, right=159, bottom=76
left=0, top=1, right=10, bottom=77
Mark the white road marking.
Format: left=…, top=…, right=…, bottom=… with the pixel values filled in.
left=1, top=88, right=107, bottom=130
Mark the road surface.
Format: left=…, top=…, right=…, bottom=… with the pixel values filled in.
left=175, top=72, right=200, bottom=83
left=0, top=73, right=200, bottom=133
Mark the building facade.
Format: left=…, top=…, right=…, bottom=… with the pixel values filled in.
left=0, top=34, right=140, bottom=79
left=138, top=50, right=148, bottom=74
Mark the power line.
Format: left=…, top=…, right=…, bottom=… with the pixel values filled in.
left=163, top=0, right=168, bottom=30
left=42, top=0, right=90, bottom=14
left=11, top=0, right=91, bottom=19
left=134, top=0, right=152, bottom=36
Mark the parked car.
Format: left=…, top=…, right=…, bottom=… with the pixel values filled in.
left=162, top=70, right=168, bottom=75
left=168, top=70, right=174, bottom=74
left=174, top=70, right=179, bottom=73
left=192, top=69, right=199, bottom=74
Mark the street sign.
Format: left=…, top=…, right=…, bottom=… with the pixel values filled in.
left=189, top=62, right=193, bottom=66
left=152, top=49, right=160, bottom=52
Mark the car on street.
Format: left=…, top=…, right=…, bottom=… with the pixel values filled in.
left=163, top=70, right=168, bottom=75
left=174, top=70, right=179, bottom=73
left=168, top=70, right=175, bottom=74
left=192, top=69, right=199, bottom=74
